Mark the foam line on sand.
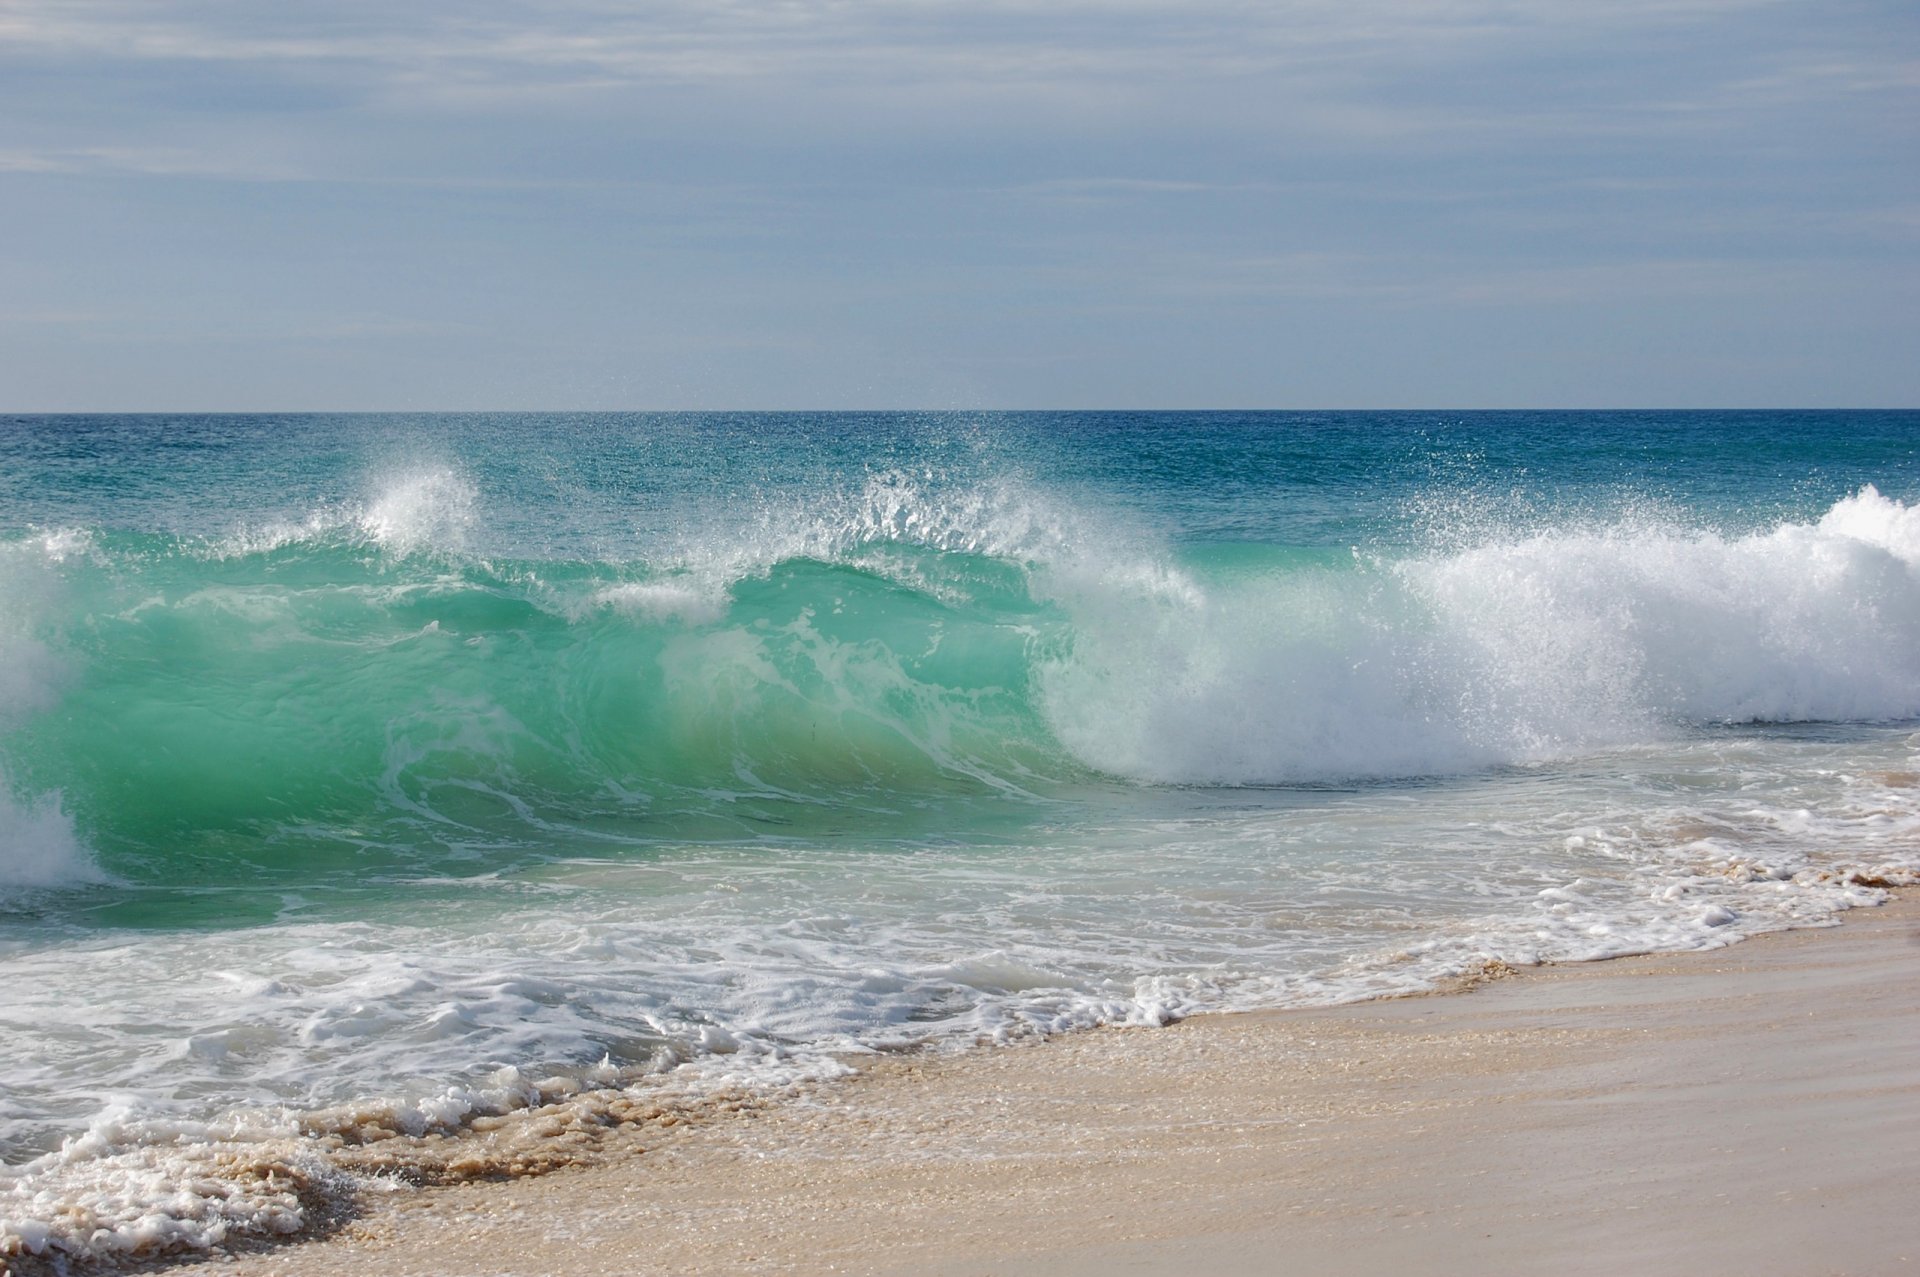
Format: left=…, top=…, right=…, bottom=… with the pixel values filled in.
left=197, top=892, right=1919, bottom=1277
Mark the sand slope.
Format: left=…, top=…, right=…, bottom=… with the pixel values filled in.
left=208, top=894, right=1918, bottom=1277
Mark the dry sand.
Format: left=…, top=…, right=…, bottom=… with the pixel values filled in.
left=205, top=894, right=1918, bottom=1277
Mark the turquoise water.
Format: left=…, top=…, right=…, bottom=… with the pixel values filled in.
left=3, top=411, right=1920, bottom=1261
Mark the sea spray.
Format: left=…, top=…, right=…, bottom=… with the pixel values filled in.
left=0, top=529, right=102, bottom=892
left=0, top=776, right=97, bottom=892
left=1030, top=487, right=1920, bottom=783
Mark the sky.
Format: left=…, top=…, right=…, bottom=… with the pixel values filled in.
left=0, top=0, right=1915, bottom=410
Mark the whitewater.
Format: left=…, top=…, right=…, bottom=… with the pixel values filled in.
left=2, top=410, right=1917, bottom=1266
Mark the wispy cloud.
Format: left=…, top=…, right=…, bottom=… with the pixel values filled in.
left=1027, top=246, right=1874, bottom=310
left=0, top=0, right=1805, bottom=90
left=0, top=145, right=305, bottom=179
left=0, top=308, right=108, bottom=325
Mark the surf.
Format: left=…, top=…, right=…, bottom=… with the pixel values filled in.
left=3, top=473, right=1919, bottom=897
left=4, top=412, right=1919, bottom=1267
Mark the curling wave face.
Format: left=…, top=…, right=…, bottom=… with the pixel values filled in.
left=4, top=474, right=1920, bottom=894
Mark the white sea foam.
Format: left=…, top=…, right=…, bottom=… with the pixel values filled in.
left=1042, top=487, right=1920, bottom=785
left=592, top=578, right=729, bottom=625
left=0, top=531, right=100, bottom=892
left=2, top=758, right=1914, bottom=1262
left=0, top=783, right=98, bottom=892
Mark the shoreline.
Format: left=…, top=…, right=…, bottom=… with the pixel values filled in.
left=172, top=887, right=1920, bottom=1277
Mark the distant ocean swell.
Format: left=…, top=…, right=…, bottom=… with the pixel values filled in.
left=4, top=479, right=1920, bottom=891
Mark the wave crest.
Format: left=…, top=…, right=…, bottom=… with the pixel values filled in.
left=1051, top=486, right=1920, bottom=784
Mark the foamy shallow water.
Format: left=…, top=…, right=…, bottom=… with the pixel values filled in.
left=3, top=411, right=1920, bottom=1264
left=5, top=732, right=1915, bottom=1265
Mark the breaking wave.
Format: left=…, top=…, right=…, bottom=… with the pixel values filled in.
left=3, top=476, right=1919, bottom=878
left=5, top=454, right=1920, bottom=1268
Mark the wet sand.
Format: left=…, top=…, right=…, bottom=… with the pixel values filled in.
left=211, top=892, right=1918, bottom=1277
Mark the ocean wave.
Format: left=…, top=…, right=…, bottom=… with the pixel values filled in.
left=2, top=483, right=1918, bottom=864
left=10, top=417, right=1920, bottom=1269
left=1057, top=484, right=1920, bottom=784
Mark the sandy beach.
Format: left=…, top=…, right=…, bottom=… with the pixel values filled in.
left=178, top=890, right=1919, bottom=1277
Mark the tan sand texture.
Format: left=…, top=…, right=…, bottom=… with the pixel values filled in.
left=180, top=893, right=1920, bottom=1277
